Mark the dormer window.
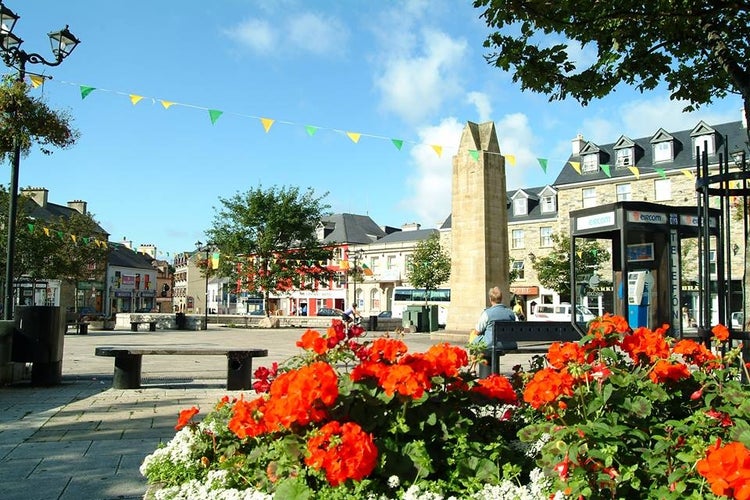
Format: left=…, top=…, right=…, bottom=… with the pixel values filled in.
left=513, top=197, right=528, bottom=216
left=582, top=153, right=598, bottom=173
left=653, top=141, right=673, bottom=162
left=541, top=194, right=556, bottom=213
left=615, top=148, right=633, bottom=168
left=691, top=122, right=717, bottom=158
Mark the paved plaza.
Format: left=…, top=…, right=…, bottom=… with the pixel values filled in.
left=0, top=324, right=536, bottom=500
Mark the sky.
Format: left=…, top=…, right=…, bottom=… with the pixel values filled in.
left=13, top=0, right=744, bottom=260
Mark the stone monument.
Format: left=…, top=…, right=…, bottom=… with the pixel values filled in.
left=447, top=121, right=510, bottom=332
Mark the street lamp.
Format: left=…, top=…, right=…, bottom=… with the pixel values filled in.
left=195, top=240, right=210, bottom=330
left=0, top=2, right=80, bottom=320
left=351, top=248, right=364, bottom=308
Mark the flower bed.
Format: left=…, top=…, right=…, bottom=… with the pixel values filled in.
left=141, top=316, right=750, bottom=499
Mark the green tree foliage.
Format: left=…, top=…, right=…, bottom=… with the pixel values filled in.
left=532, top=233, right=610, bottom=301
left=474, top=1, right=750, bottom=140
left=0, top=75, right=79, bottom=158
left=406, top=233, right=451, bottom=302
left=206, top=186, right=335, bottom=313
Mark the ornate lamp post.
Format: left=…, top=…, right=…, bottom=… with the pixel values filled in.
left=351, top=248, right=364, bottom=308
left=195, top=240, right=211, bottom=330
left=0, top=2, right=80, bottom=319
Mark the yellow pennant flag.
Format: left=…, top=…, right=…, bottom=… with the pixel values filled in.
left=43, top=227, right=50, bottom=237
left=160, top=100, right=175, bottom=109
left=682, top=169, right=695, bottom=179
left=129, top=94, right=144, bottom=105
left=431, top=145, right=443, bottom=157
left=505, top=154, right=516, bottom=166
left=346, top=132, right=361, bottom=143
left=628, top=166, right=640, bottom=179
left=569, top=161, right=581, bottom=175
left=29, top=75, right=44, bottom=88
left=260, top=118, right=275, bottom=133
left=71, top=235, right=77, bottom=244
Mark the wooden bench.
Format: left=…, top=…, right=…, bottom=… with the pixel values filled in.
left=130, top=320, right=157, bottom=332
left=482, top=321, right=584, bottom=375
left=94, top=346, right=269, bottom=390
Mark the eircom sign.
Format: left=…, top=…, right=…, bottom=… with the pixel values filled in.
left=626, top=211, right=667, bottom=224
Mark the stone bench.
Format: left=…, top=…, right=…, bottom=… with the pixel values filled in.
left=130, top=320, right=157, bottom=332
left=94, top=346, right=269, bottom=390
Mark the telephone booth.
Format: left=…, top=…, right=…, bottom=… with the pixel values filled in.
left=569, top=201, right=722, bottom=338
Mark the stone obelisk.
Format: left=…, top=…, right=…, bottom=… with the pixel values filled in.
left=447, top=121, right=510, bottom=333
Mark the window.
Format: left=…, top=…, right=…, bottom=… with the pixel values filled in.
left=405, top=255, right=413, bottom=273
left=512, top=229, right=525, bottom=249
left=513, top=197, right=528, bottom=216
left=615, top=148, right=633, bottom=168
left=541, top=195, right=556, bottom=213
left=386, top=255, right=396, bottom=269
left=709, top=250, right=717, bottom=278
left=654, top=178, right=672, bottom=201
left=582, top=187, right=596, bottom=208
left=616, top=183, right=631, bottom=201
left=582, top=154, right=598, bottom=173
left=540, top=227, right=553, bottom=247
left=370, top=256, right=380, bottom=273
left=653, top=141, right=672, bottom=162
left=512, top=260, right=525, bottom=280
left=693, top=134, right=715, bottom=157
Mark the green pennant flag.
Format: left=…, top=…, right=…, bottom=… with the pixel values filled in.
left=83, top=237, right=90, bottom=245
left=537, top=158, right=548, bottom=173
left=305, top=125, right=318, bottom=136
left=600, top=164, right=611, bottom=177
left=391, top=139, right=404, bottom=150
left=57, top=231, right=64, bottom=240
left=80, top=86, right=96, bottom=99
left=469, top=150, right=479, bottom=161
left=655, top=168, right=667, bottom=179
left=208, top=109, right=223, bottom=125
left=27, top=223, right=34, bottom=233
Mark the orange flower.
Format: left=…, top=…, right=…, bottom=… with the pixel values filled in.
left=649, top=360, right=690, bottom=384
left=423, top=343, right=469, bottom=378
left=175, top=406, right=199, bottom=430
left=621, top=327, right=670, bottom=364
left=697, top=440, right=750, bottom=499
left=297, top=329, right=329, bottom=355
left=712, top=323, right=730, bottom=342
left=547, top=342, right=587, bottom=369
left=673, top=339, right=717, bottom=368
left=472, top=374, right=517, bottom=403
left=360, top=338, right=408, bottom=363
left=305, top=421, right=378, bottom=486
left=377, top=363, right=431, bottom=399
left=523, top=367, right=575, bottom=410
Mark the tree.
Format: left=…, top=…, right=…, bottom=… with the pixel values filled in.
left=205, top=186, right=335, bottom=315
left=473, top=1, right=750, bottom=141
left=406, top=233, right=451, bottom=303
left=532, top=233, right=610, bottom=302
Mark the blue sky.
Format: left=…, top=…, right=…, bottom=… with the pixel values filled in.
left=15, top=0, right=743, bottom=259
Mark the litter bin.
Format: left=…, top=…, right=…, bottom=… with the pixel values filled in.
left=368, top=315, right=378, bottom=331
left=12, top=305, right=65, bottom=385
left=175, top=312, right=187, bottom=330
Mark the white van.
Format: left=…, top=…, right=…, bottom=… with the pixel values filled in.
left=530, top=302, right=596, bottom=323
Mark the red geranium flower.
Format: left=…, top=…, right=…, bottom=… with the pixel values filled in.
left=712, top=323, right=730, bottom=342
left=472, top=374, right=518, bottom=403
left=697, top=439, right=750, bottom=499
left=649, top=360, right=690, bottom=384
left=523, top=367, right=575, bottom=410
left=305, top=421, right=378, bottom=486
left=175, top=406, right=199, bottom=430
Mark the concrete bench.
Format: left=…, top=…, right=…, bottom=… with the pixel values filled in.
left=94, top=346, right=269, bottom=390
left=130, top=320, right=157, bottom=332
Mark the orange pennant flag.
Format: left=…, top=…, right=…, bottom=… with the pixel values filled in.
left=346, top=132, right=361, bottom=143
left=569, top=161, right=581, bottom=175
left=129, top=95, right=144, bottom=105
left=260, top=118, right=275, bottom=133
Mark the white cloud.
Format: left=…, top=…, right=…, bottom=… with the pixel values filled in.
left=374, top=29, right=468, bottom=124
left=466, top=92, right=493, bottom=123
left=224, top=18, right=276, bottom=53
left=494, top=113, right=539, bottom=189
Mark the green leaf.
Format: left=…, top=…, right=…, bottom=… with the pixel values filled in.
left=274, top=477, right=313, bottom=500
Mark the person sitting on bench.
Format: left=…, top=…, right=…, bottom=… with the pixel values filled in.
left=471, top=286, right=516, bottom=345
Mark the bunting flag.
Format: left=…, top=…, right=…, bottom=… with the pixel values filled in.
left=27, top=223, right=34, bottom=233
left=129, top=94, right=143, bottom=105
left=431, top=145, right=442, bottom=157
left=211, top=252, right=220, bottom=270
left=361, top=263, right=373, bottom=276
left=628, top=166, right=640, bottom=179
left=469, top=150, right=479, bottom=161
left=71, top=235, right=77, bottom=244
left=30, top=75, right=44, bottom=88
left=391, top=139, right=403, bottom=150
left=305, top=125, right=318, bottom=136
left=346, top=132, right=361, bottom=143
left=339, top=260, right=350, bottom=270
left=655, top=168, right=666, bottom=179
left=43, top=227, right=50, bottom=237
left=80, top=86, right=96, bottom=99
left=682, top=169, right=695, bottom=179
left=505, top=154, right=516, bottom=166
left=260, top=118, right=274, bottom=133
left=569, top=161, right=581, bottom=175
left=537, top=158, right=548, bottom=173
left=600, top=164, right=611, bottom=178
left=208, top=109, right=223, bottom=125
left=57, top=231, right=64, bottom=240
left=160, top=100, right=175, bottom=109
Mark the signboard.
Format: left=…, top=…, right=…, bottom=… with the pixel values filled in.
left=627, top=243, right=655, bottom=262
left=626, top=211, right=667, bottom=224
left=576, top=212, right=615, bottom=230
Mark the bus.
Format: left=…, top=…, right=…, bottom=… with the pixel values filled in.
left=391, top=286, right=450, bottom=327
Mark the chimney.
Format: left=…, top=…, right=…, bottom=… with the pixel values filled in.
left=401, top=222, right=421, bottom=231
left=21, top=187, right=48, bottom=208
left=571, top=133, right=585, bottom=155
left=121, top=237, right=132, bottom=249
left=67, top=200, right=87, bottom=214
left=138, top=244, right=156, bottom=259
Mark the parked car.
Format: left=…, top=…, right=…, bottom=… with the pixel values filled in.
left=248, top=309, right=266, bottom=316
left=317, top=308, right=344, bottom=317
left=529, top=303, right=596, bottom=323
left=77, top=306, right=105, bottom=320
left=378, top=310, right=392, bottom=318
left=731, top=312, right=744, bottom=329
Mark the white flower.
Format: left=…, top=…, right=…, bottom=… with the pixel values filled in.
left=388, top=475, right=400, bottom=488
